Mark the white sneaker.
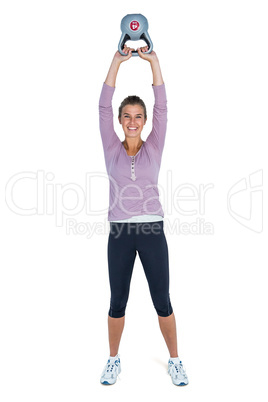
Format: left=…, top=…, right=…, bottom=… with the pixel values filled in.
left=168, top=359, right=189, bottom=386
left=100, top=355, right=121, bottom=385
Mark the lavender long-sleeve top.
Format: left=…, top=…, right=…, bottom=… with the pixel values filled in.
left=99, top=82, right=167, bottom=222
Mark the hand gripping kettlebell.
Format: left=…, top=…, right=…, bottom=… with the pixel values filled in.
left=118, top=13, right=153, bottom=57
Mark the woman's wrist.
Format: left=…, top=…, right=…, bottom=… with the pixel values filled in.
left=149, top=54, right=159, bottom=66
left=112, top=55, right=122, bottom=67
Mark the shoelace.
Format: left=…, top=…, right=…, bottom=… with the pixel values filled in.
left=169, top=362, right=187, bottom=379
left=103, top=359, right=120, bottom=379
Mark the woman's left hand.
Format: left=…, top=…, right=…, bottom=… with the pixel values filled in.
left=137, top=47, right=158, bottom=63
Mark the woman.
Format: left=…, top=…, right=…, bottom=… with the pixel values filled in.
left=98, top=45, right=188, bottom=386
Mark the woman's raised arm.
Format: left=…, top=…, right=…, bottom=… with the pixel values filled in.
left=137, top=48, right=164, bottom=86
left=137, top=48, right=167, bottom=159
left=104, top=47, right=134, bottom=87
left=99, top=47, right=134, bottom=156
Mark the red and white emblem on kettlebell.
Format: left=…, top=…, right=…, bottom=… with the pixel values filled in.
left=130, top=20, right=139, bottom=31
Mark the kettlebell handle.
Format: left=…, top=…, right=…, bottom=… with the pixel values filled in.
left=118, top=32, right=153, bottom=57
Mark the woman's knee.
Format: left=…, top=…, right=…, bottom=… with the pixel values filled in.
left=152, top=294, right=173, bottom=317
left=108, top=306, right=126, bottom=318
left=109, top=294, right=128, bottom=318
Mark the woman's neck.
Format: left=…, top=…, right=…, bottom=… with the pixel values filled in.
left=122, top=138, right=144, bottom=152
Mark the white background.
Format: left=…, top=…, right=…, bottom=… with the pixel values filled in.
left=1, top=0, right=267, bottom=400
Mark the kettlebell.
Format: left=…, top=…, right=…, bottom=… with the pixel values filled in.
left=118, top=13, right=153, bottom=57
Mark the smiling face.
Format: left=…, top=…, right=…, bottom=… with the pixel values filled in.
left=119, top=104, right=147, bottom=139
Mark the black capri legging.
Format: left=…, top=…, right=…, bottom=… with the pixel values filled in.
left=107, top=220, right=173, bottom=318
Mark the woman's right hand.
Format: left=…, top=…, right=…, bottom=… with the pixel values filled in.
left=114, top=45, right=135, bottom=63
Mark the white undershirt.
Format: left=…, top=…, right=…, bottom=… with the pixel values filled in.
left=110, top=214, right=163, bottom=223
